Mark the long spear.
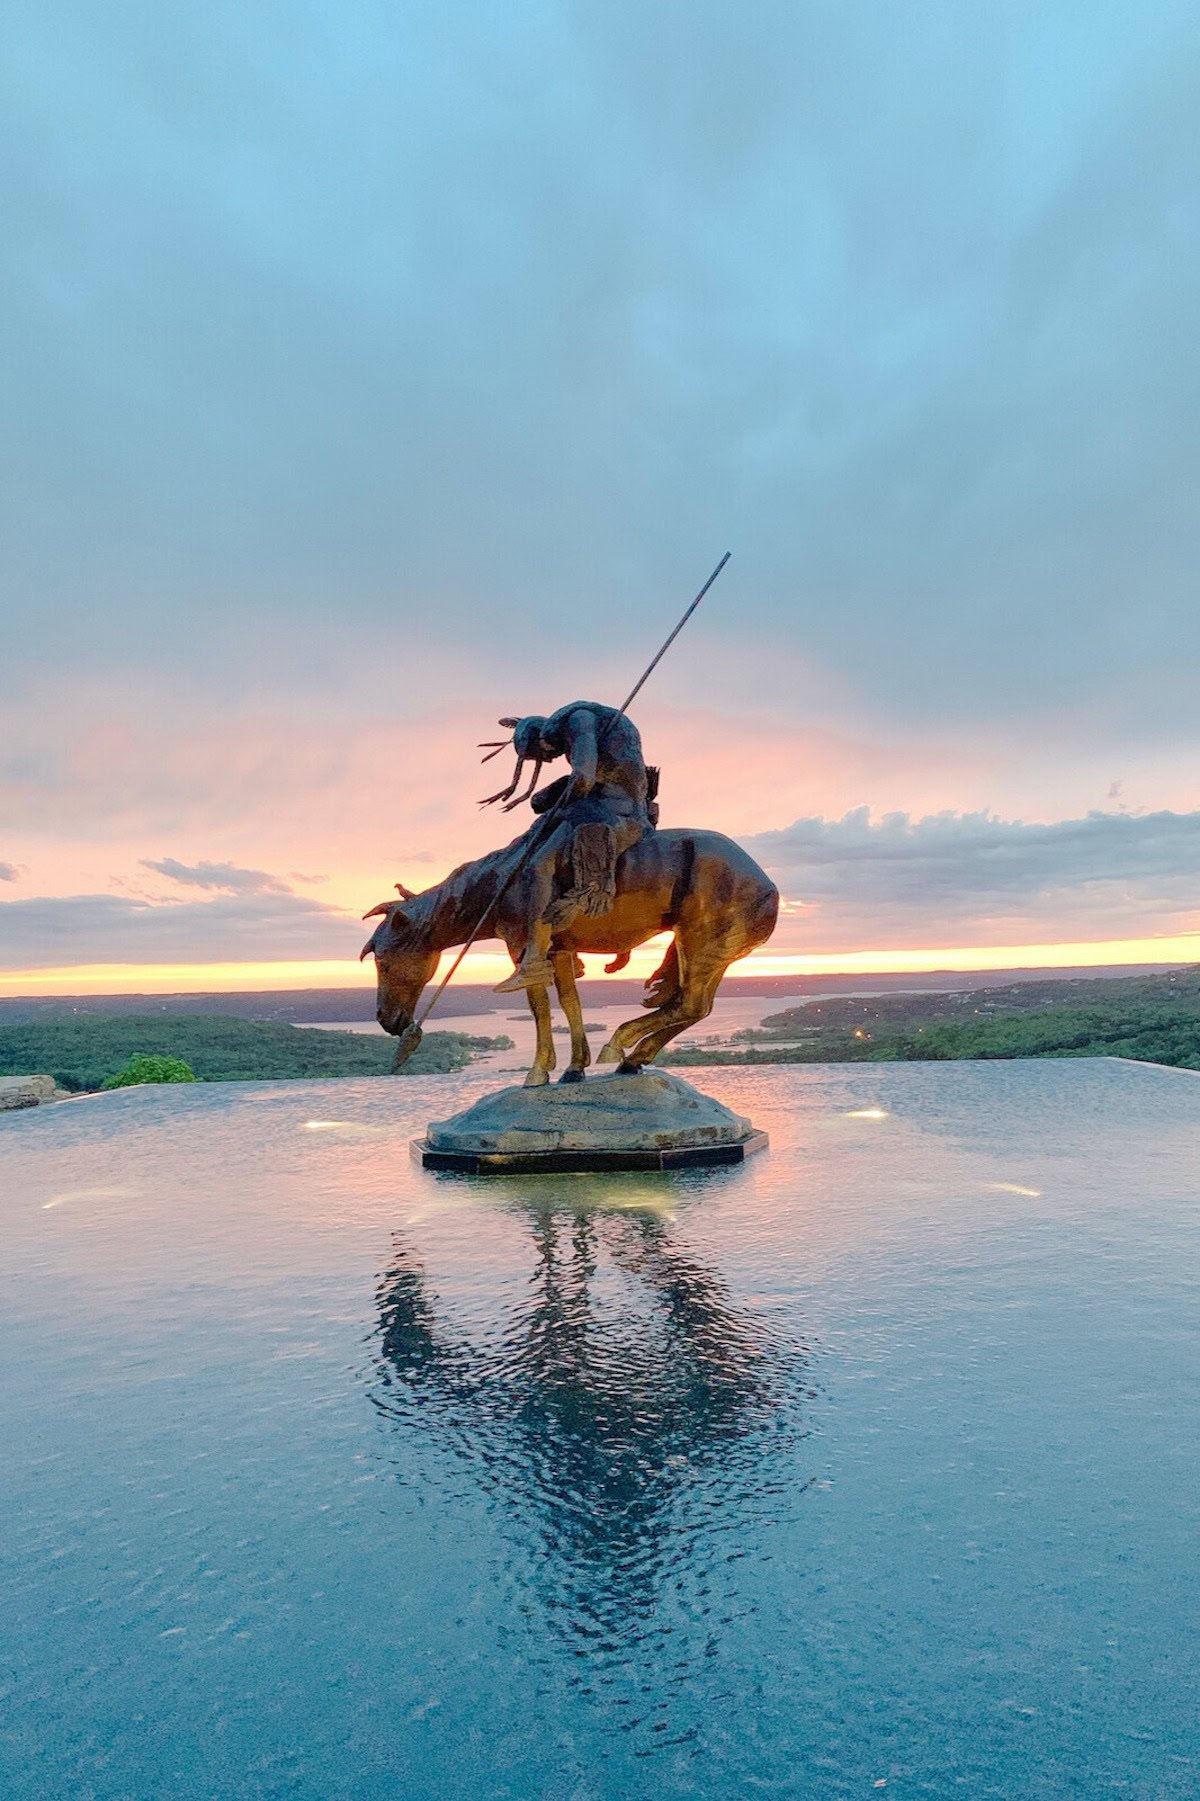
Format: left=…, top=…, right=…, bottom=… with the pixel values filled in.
left=392, top=551, right=732, bottom=1062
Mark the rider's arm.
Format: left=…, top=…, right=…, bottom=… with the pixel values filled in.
left=562, top=708, right=599, bottom=800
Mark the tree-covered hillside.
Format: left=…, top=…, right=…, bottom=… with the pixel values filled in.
left=0, top=1015, right=511, bottom=1092
left=663, top=966, right=1200, bottom=1071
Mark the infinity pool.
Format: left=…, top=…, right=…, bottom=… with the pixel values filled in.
left=2, top=1060, right=1197, bottom=1798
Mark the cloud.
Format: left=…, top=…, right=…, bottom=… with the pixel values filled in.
left=0, top=686, right=497, bottom=848
left=1, top=0, right=1198, bottom=747
left=0, top=862, right=19, bottom=882
left=141, top=856, right=291, bottom=894
left=6, top=804, right=1200, bottom=971
left=0, top=890, right=357, bottom=969
left=745, top=806, right=1200, bottom=949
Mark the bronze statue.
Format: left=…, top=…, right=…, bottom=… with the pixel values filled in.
left=360, top=557, right=775, bottom=1086
left=362, top=820, right=779, bottom=1084
left=479, top=702, right=656, bottom=993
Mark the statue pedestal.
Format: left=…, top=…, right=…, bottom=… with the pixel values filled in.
left=412, top=1068, right=768, bottom=1174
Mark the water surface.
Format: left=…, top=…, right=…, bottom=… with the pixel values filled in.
left=2, top=1060, right=1197, bottom=1797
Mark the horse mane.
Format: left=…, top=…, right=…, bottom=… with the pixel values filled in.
left=361, top=824, right=535, bottom=957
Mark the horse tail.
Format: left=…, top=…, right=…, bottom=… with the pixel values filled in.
left=643, top=940, right=681, bottom=1006
left=752, top=881, right=780, bottom=947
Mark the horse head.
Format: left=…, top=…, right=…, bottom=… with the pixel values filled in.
left=360, top=887, right=439, bottom=1060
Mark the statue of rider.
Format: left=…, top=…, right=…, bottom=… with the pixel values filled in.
left=479, top=701, right=658, bottom=993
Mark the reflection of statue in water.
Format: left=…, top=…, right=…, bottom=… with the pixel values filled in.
left=368, top=1193, right=814, bottom=1658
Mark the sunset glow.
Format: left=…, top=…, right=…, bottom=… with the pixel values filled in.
left=3, top=932, right=1196, bottom=999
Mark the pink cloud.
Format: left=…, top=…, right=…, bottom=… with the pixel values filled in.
left=6, top=672, right=1200, bottom=972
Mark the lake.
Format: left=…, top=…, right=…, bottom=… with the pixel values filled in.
left=300, top=990, right=818, bottom=1072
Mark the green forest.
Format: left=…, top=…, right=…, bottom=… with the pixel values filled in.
left=5, top=967, right=1200, bottom=1091
left=0, top=1015, right=512, bottom=1093
left=663, top=966, right=1200, bottom=1071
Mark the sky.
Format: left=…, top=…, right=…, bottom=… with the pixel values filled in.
left=3, top=0, right=1200, bottom=994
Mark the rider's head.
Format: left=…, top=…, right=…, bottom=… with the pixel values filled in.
left=481, top=715, right=555, bottom=809
left=511, top=715, right=556, bottom=760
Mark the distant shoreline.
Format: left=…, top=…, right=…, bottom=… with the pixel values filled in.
left=6, top=966, right=1199, bottom=1090
left=0, top=962, right=1188, bottom=1024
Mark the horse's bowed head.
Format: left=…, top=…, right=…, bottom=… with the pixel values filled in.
left=362, top=892, right=441, bottom=1040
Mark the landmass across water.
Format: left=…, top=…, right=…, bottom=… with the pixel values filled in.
left=0, top=962, right=1184, bottom=1025
left=2, top=962, right=1199, bottom=1094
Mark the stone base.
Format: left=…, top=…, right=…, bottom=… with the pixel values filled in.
left=412, top=1067, right=768, bottom=1175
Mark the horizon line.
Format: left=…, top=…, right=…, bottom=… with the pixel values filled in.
left=1, top=932, right=1198, bottom=997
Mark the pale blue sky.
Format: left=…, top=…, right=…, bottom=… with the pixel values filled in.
left=3, top=1, right=1200, bottom=971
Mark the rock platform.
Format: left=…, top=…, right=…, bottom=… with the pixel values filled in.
left=0, top=1075, right=63, bottom=1113
left=413, top=1067, right=768, bottom=1173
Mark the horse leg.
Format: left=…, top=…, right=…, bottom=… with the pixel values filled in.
left=597, top=997, right=678, bottom=1067
left=553, top=951, right=591, bottom=1084
left=613, top=959, right=725, bottom=1071
left=596, top=934, right=686, bottom=1066
left=524, top=982, right=556, bottom=1087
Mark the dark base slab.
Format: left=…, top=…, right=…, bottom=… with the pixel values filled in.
left=410, top=1130, right=769, bottom=1175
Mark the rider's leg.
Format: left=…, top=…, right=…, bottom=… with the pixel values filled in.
left=542, top=817, right=645, bottom=934
left=494, top=814, right=647, bottom=994
left=493, top=833, right=565, bottom=993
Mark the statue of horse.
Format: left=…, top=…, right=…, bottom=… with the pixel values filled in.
left=361, top=826, right=778, bottom=1085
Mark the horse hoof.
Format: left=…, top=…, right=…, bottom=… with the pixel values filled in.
left=558, top=1068, right=585, bottom=1085
left=523, top=1070, right=550, bottom=1088
left=596, top=1044, right=620, bottom=1065
left=615, top=1060, right=645, bottom=1076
